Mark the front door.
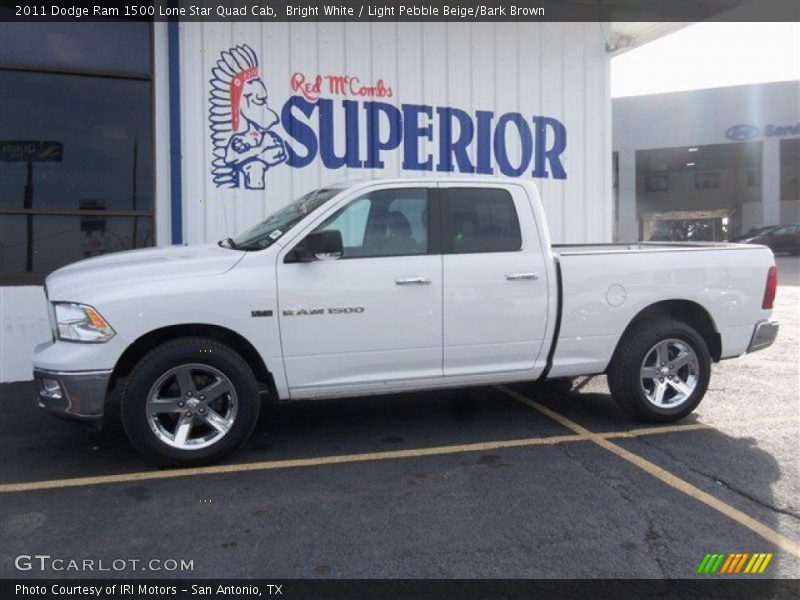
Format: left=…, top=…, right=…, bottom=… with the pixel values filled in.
left=277, top=185, right=442, bottom=395
left=440, top=184, right=550, bottom=376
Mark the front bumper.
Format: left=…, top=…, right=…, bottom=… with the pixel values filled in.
left=747, top=320, right=779, bottom=353
left=34, top=368, right=111, bottom=427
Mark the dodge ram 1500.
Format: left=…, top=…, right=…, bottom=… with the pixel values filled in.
left=34, top=178, right=779, bottom=465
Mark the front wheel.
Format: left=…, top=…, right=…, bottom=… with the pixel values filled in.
left=121, top=337, right=260, bottom=466
left=607, top=320, right=711, bottom=422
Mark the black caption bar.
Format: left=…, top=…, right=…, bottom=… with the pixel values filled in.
left=1, top=0, right=799, bottom=22
left=3, top=580, right=800, bottom=600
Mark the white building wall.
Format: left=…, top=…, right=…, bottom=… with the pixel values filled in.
left=1, top=21, right=612, bottom=383
left=613, top=81, right=800, bottom=241
left=0, top=286, right=49, bottom=382
left=178, top=21, right=612, bottom=246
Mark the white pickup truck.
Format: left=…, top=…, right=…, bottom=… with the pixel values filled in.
left=34, top=178, right=779, bottom=466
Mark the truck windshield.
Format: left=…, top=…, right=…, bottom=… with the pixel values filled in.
left=226, top=187, right=341, bottom=250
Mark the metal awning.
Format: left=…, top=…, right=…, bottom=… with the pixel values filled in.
left=601, top=0, right=763, bottom=53
left=603, top=22, right=690, bottom=54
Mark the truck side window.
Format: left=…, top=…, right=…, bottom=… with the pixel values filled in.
left=316, top=188, right=429, bottom=258
left=319, top=197, right=371, bottom=248
left=443, top=188, right=522, bottom=253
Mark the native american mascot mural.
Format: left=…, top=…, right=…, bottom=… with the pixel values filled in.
left=209, top=44, right=286, bottom=189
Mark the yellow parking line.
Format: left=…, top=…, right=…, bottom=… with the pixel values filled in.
left=0, top=406, right=797, bottom=495
left=603, top=415, right=800, bottom=439
left=604, top=423, right=715, bottom=438
left=496, top=385, right=800, bottom=558
left=0, top=432, right=587, bottom=494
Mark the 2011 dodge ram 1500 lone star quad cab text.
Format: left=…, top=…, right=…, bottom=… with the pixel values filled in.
left=34, top=179, right=780, bottom=466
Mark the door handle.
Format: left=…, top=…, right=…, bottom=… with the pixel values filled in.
left=395, top=276, right=432, bottom=285
left=505, top=272, right=539, bottom=281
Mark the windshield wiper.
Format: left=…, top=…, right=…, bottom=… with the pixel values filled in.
left=237, top=240, right=269, bottom=251
left=218, top=237, right=238, bottom=249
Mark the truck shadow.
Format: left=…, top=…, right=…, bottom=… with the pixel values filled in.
left=513, top=378, right=797, bottom=578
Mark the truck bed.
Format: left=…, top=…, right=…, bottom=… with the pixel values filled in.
left=546, top=241, right=774, bottom=379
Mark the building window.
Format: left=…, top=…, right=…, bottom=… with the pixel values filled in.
left=746, top=169, right=761, bottom=187
left=780, top=138, right=800, bottom=202
left=0, top=22, right=154, bottom=285
left=694, top=172, right=720, bottom=190
left=644, top=175, right=668, bottom=192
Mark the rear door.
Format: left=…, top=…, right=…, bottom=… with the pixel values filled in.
left=440, top=184, right=550, bottom=376
left=276, top=184, right=443, bottom=394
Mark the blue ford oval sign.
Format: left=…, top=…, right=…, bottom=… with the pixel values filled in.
left=725, top=124, right=760, bottom=141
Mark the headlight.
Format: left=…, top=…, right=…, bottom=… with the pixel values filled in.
left=54, top=302, right=115, bottom=342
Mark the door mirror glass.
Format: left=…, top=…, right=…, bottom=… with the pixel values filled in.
left=290, top=230, right=343, bottom=262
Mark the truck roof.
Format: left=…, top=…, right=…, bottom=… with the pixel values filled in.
left=324, top=176, right=540, bottom=192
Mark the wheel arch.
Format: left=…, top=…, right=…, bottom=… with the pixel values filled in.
left=610, top=300, right=722, bottom=367
left=109, top=324, right=275, bottom=395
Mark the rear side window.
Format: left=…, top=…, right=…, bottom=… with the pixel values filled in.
left=443, top=188, right=521, bottom=253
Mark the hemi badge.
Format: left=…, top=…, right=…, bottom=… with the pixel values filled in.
left=251, top=310, right=273, bottom=318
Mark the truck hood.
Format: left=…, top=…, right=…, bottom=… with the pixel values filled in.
left=46, top=244, right=246, bottom=302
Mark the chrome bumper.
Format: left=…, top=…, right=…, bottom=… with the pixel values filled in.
left=747, top=320, right=779, bottom=353
left=34, top=368, right=111, bottom=427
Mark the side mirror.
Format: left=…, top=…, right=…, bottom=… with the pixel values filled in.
left=287, top=230, right=343, bottom=263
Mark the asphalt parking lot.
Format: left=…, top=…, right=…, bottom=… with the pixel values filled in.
left=1, top=256, right=798, bottom=579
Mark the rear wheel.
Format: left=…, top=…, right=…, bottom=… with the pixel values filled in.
left=608, top=320, right=711, bottom=422
left=121, top=337, right=260, bottom=466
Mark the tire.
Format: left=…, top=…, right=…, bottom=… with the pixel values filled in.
left=121, top=337, right=260, bottom=466
left=607, top=319, right=711, bottom=423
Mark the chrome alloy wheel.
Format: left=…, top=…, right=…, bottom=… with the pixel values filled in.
left=145, top=363, right=238, bottom=450
left=640, top=339, right=699, bottom=408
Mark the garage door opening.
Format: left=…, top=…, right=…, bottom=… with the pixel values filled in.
left=635, top=141, right=762, bottom=241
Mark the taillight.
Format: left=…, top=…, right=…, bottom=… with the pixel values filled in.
left=762, top=266, right=777, bottom=309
